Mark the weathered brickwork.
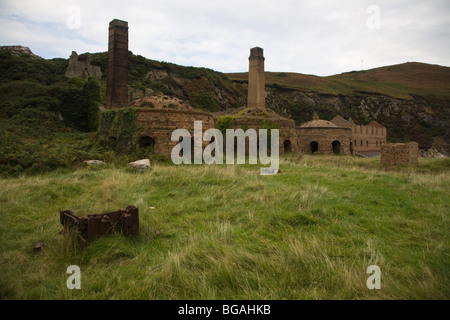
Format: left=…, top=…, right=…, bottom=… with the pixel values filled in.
left=230, top=47, right=299, bottom=154
left=247, top=47, right=266, bottom=109
left=233, top=117, right=299, bottom=154
left=65, top=51, right=102, bottom=80
left=352, top=122, right=387, bottom=153
left=296, top=120, right=352, bottom=154
left=134, top=109, right=215, bottom=157
left=106, top=19, right=129, bottom=109
left=381, top=142, right=419, bottom=165
left=331, top=115, right=387, bottom=154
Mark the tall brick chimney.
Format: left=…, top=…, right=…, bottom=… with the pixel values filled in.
left=247, top=47, right=265, bottom=109
left=106, top=19, right=129, bottom=109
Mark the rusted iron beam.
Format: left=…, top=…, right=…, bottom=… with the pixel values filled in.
left=60, top=206, right=139, bottom=247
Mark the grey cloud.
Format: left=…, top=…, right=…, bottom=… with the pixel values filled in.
left=0, top=0, right=448, bottom=75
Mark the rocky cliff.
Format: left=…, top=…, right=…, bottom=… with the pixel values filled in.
left=264, top=85, right=449, bottom=154
left=0, top=45, right=43, bottom=60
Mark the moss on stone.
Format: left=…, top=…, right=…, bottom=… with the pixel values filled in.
left=99, top=107, right=138, bottom=152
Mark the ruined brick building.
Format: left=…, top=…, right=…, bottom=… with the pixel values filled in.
left=330, top=115, right=386, bottom=156
left=96, top=19, right=387, bottom=157
left=65, top=51, right=102, bottom=80
left=297, top=119, right=352, bottom=155
left=104, top=19, right=214, bottom=156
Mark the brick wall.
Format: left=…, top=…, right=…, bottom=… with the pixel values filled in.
left=233, top=117, right=299, bottom=154
left=247, top=47, right=265, bottom=109
left=106, top=19, right=129, bottom=109
left=135, top=109, right=215, bottom=157
left=352, top=124, right=386, bottom=152
left=381, top=142, right=419, bottom=165
left=296, top=127, right=352, bottom=154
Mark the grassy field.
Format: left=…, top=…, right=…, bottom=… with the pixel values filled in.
left=0, top=155, right=449, bottom=300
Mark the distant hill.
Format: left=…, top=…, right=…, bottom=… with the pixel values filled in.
left=226, top=62, right=450, bottom=103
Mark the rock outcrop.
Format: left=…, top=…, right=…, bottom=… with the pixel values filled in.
left=0, top=45, right=43, bottom=59
left=264, top=85, right=450, bottom=154
left=420, top=147, right=446, bottom=158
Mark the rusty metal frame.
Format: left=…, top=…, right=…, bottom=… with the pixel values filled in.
left=60, top=206, right=139, bottom=247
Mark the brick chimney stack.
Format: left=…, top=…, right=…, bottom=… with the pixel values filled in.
left=106, top=19, right=129, bottom=109
left=247, top=47, right=265, bottom=109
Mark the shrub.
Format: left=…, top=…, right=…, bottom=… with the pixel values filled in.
left=216, top=115, right=235, bottom=133
left=98, top=107, right=138, bottom=152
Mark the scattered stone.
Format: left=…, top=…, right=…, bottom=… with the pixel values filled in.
left=420, top=147, right=446, bottom=159
left=129, top=159, right=151, bottom=170
left=260, top=168, right=281, bottom=175
left=84, top=160, right=105, bottom=166
left=33, top=242, right=42, bottom=252
left=132, top=95, right=193, bottom=110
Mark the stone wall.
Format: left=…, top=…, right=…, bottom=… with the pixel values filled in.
left=296, top=127, right=352, bottom=154
left=381, top=142, right=419, bottom=165
left=65, top=51, right=102, bottom=80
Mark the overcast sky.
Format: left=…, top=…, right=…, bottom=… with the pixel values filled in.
left=0, top=0, right=449, bottom=76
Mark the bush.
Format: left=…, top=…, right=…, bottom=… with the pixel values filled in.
left=98, top=107, right=138, bottom=152
left=216, top=116, right=235, bottom=133
left=83, top=77, right=101, bottom=131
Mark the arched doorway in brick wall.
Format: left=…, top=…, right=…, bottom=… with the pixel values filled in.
left=309, top=141, right=319, bottom=154
left=138, top=136, right=156, bottom=151
left=284, top=140, right=292, bottom=153
left=332, top=140, right=341, bottom=154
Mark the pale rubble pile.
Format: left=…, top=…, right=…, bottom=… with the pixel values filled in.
left=132, top=95, right=193, bottom=110
left=420, top=147, right=446, bottom=158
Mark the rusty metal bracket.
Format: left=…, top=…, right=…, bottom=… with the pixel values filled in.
left=60, top=206, right=139, bottom=247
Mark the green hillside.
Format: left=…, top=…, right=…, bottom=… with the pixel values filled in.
left=226, top=62, right=450, bottom=103
left=85, top=51, right=246, bottom=112
left=0, top=48, right=245, bottom=177
left=0, top=49, right=113, bottom=176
